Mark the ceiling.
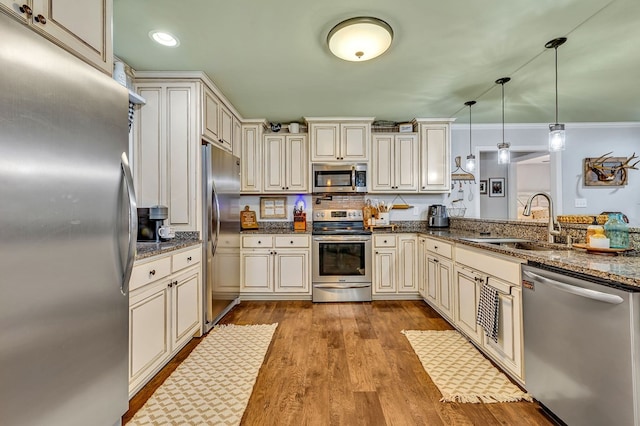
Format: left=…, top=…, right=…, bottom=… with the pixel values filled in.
left=113, top=0, right=640, bottom=125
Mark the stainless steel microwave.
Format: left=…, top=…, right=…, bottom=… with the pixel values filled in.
left=312, top=163, right=367, bottom=193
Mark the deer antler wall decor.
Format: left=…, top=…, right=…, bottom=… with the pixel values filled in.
left=583, top=152, right=639, bottom=186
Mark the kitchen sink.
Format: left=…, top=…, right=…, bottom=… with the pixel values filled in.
left=460, top=237, right=532, bottom=244
left=460, top=237, right=567, bottom=252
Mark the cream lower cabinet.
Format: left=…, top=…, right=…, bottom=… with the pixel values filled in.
left=1, top=0, right=112, bottom=73
left=263, top=134, right=308, bottom=193
left=240, top=235, right=311, bottom=298
left=371, top=134, right=419, bottom=192
left=453, top=245, right=524, bottom=382
left=424, top=237, right=453, bottom=321
left=128, top=245, right=202, bottom=397
left=373, top=234, right=418, bottom=297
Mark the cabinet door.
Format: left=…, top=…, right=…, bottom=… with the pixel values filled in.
left=453, top=267, right=483, bottom=344
left=31, top=0, right=112, bottom=73
left=309, top=123, right=339, bottom=161
left=371, top=134, right=395, bottom=191
left=373, top=249, right=396, bottom=293
left=129, top=280, right=170, bottom=392
left=274, top=250, right=309, bottom=293
left=437, top=258, right=453, bottom=320
left=341, top=123, right=369, bottom=161
left=426, top=256, right=439, bottom=304
left=285, top=135, right=307, bottom=192
left=240, top=251, right=273, bottom=292
left=419, top=125, right=450, bottom=192
left=397, top=235, right=417, bottom=293
left=166, top=83, right=197, bottom=229
left=134, top=85, right=163, bottom=207
left=203, top=87, right=220, bottom=143
left=232, top=116, right=242, bottom=158
left=218, top=103, right=233, bottom=150
left=241, top=124, right=262, bottom=192
left=171, top=269, right=201, bottom=351
left=1, top=1, right=32, bottom=23
left=418, top=238, right=427, bottom=297
left=482, top=285, right=523, bottom=380
left=395, top=134, right=419, bottom=192
left=263, top=135, right=286, bottom=192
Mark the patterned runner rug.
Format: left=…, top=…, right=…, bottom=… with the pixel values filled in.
left=402, top=329, right=532, bottom=403
left=129, top=323, right=278, bottom=425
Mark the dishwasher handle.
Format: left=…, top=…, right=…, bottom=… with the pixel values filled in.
left=523, top=270, right=624, bottom=305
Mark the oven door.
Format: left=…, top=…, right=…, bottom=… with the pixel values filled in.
left=312, top=235, right=372, bottom=284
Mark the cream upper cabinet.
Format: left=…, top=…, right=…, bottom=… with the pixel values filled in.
left=133, top=80, right=199, bottom=232
left=232, top=116, right=242, bottom=158
left=371, top=133, right=419, bottom=192
left=219, top=103, right=233, bottom=150
left=263, top=134, right=307, bottom=193
left=414, top=119, right=454, bottom=193
left=306, top=118, right=373, bottom=162
left=1, top=0, right=112, bottom=73
left=241, top=121, right=266, bottom=193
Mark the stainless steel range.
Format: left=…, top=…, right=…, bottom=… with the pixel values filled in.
left=312, top=209, right=372, bottom=302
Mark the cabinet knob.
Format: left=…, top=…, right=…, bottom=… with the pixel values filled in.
left=187, top=256, right=192, bottom=261
left=34, top=14, right=46, bottom=24
left=273, top=251, right=277, bottom=255
left=258, top=241, right=261, bottom=244
left=149, top=269, right=156, bottom=276
left=375, top=251, right=379, bottom=254
left=290, top=240, right=294, bottom=244
left=168, top=282, right=172, bottom=288
left=19, top=4, right=32, bottom=16
left=384, top=240, right=388, bottom=243
left=434, top=246, right=438, bottom=249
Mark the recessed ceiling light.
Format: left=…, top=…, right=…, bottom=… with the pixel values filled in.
left=149, top=30, right=180, bottom=47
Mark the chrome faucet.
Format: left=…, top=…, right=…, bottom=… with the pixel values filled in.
left=522, top=192, right=561, bottom=243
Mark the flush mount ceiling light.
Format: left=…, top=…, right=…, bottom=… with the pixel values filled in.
left=546, top=37, right=568, bottom=152
left=149, top=30, right=180, bottom=47
left=496, top=77, right=511, bottom=165
left=327, top=17, right=393, bottom=61
left=464, top=100, right=477, bottom=172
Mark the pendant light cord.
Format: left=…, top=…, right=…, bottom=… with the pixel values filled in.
left=554, top=46, right=559, bottom=125
left=501, top=82, right=505, bottom=144
left=469, top=104, right=472, bottom=152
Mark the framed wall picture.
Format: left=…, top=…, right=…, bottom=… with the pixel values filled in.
left=479, top=180, right=487, bottom=195
left=489, top=178, right=505, bottom=197
left=260, top=197, right=287, bottom=219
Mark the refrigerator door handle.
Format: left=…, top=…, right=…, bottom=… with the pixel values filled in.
left=522, top=270, right=624, bottom=304
left=210, top=180, right=221, bottom=256
left=120, top=152, right=137, bottom=296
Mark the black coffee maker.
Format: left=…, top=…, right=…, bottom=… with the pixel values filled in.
left=137, top=205, right=168, bottom=242
left=427, top=204, right=449, bottom=228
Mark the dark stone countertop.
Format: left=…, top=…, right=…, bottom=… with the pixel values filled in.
left=136, top=239, right=201, bottom=260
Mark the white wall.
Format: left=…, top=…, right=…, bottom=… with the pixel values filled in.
left=451, top=122, right=640, bottom=225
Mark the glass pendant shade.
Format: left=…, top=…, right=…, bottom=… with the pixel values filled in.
left=549, top=123, right=566, bottom=151
left=327, top=17, right=393, bottom=61
left=498, top=142, right=510, bottom=164
left=466, top=154, right=476, bottom=172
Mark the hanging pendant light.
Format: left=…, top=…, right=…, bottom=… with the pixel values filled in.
left=496, top=77, right=511, bottom=164
left=546, top=37, right=567, bottom=151
left=464, top=101, right=477, bottom=171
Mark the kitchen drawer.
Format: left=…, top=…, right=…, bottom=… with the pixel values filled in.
left=241, top=235, right=273, bottom=248
left=455, top=246, right=521, bottom=285
left=426, top=238, right=452, bottom=259
left=130, top=256, right=172, bottom=291
left=217, top=234, right=240, bottom=248
left=374, top=235, right=396, bottom=247
left=275, top=235, right=309, bottom=248
left=172, top=246, right=202, bottom=272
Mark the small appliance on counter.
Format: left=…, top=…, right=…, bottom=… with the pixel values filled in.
left=137, top=205, right=172, bottom=242
left=428, top=204, right=449, bottom=228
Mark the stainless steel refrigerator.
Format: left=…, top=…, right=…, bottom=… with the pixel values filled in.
left=202, top=143, right=241, bottom=332
left=0, top=12, right=135, bottom=426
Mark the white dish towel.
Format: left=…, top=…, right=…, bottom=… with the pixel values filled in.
left=476, top=281, right=500, bottom=343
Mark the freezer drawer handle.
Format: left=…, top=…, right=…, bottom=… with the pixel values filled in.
left=523, top=270, right=624, bottom=304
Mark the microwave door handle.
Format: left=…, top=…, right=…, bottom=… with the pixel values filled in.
left=351, top=166, right=356, bottom=191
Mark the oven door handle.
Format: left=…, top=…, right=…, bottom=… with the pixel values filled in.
left=314, top=283, right=371, bottom=289
left=313, top=236, right=370, bottom=242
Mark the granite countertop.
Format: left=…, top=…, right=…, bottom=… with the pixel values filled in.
left=417, top=230, right=640, bottom=289
left=136, top=239, right=202, bottom=260
left=240, top=228, right=312, bottom=235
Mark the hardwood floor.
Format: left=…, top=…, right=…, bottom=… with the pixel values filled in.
left=124, top=300, right=554, bottom=425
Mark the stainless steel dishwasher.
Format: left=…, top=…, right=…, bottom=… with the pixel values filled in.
left=521, top=263, right=640, bottom=426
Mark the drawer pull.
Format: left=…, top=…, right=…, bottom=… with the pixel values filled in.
left=384, top=240, right=387, bottom=243
left=187, top=256, right=192, bottom=261
left=34, top=14, right=46, bottom=24
left=19, top=4, right=32, bottom=16
left=149, top=269, right=156, bottom=276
